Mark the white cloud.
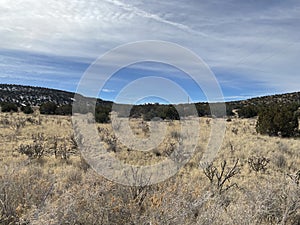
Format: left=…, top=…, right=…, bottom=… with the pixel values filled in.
left=102, top=88, right=115, bottom=93
left=0, top=0, right=300, bottom=96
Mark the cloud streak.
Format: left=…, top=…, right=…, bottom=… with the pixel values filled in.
left=0, top=0, right=300, bottom=101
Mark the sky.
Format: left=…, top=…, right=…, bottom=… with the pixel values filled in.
left=0, top=0, right=300, bottom=103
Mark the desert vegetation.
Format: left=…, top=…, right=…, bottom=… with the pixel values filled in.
left=1, top=84, right=300, bottom=134
left=0, top=109, right=299, bottom=225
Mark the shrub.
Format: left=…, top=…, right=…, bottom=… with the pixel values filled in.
left=1, top=102, right=18, bottom=112
left=95, top=111, right=110, bottom=123
left=21, top=105, right=34, bottom=114
left=39, top=102, right=57, bottom=115
left=55, top=104, right=72, bottom=115
left=248, top=156, right=270, bottom=173
left=0, top=166, right=53, bottom=224
left=238, top=105, right=258, bottom=118
left=275, top=154, right=287, bottom=169
left=256, top=104, right=299, bottom=137
left=95, top=105, right=110, bottom=123
left=17, top=143, right=44, bottom=159
left=202, top=159, right=240, bottom=194
left=162, top=106, right=179, bottom=120
left=17, top=133, right=45, bottom=159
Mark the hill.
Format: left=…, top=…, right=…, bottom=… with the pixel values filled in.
left=1, top=84, right=300, bottom=117
left=0, top=84, right=112, bottom=106
left=227, top=92, right=300, bottom=108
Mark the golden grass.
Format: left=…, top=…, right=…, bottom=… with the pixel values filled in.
left=0, top=112, right=299, bottom=224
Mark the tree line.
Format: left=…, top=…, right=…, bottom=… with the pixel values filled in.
left=1, top=101, right=299, bottom=137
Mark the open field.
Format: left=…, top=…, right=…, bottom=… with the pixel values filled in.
left=0, top=112, right=299, bottom=224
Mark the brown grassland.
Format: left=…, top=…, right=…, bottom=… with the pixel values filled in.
left=0, top=111, right=299, bottom=225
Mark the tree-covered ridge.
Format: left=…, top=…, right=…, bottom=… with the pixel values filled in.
left=227, top=92, right=300, bottom=115
left=1, top=84, right=300, bottom=112
left=1, top=84, right=300, bottom=137
left=0, top=84, right=76, bottom=106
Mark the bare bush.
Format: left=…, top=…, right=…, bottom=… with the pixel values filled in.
left=287, top=170, right=300, bottom=186
left=202, top=159, right=240, bottom=195
left=17, top=143, right=44, bottom=159
left=0, top=166, right=53, bottom=224
left=248, top=156, right=270, bottom=173
left=275, top=154, right=287, bottom=169
left=242, top=178, right=300, bottom=225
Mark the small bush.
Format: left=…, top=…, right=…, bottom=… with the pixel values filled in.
left=0, top=167, right=53, bottom=224
left=202, top=159, right=240, bottom=195
left=95, top=105, right=111, bottom=123
left=248, top=156, right=270, bottom=173
left=275, top=154, right=287, bottom=169
left=17, top=143, right=44, bottom=159
left=1, top=102, right=18, bottom=112
left=17, top=133, right=45, bottom=159
left=21, top=105, right=34, bottom=114
left=95, top=111, right=110, bottom=123
left=55, top=104, right=72, bottom=115
left=39, top=102, right=57, bottom=115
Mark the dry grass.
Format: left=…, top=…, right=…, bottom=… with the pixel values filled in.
left=0, top=112, right=299, bottom=224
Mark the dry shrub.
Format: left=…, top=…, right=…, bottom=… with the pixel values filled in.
left=0, top=165, right=53, bottom=224
left=1, top=115, right=300, bottom=225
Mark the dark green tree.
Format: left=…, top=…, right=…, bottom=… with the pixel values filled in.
left=238, top=105, right=258, bottom=118
left=196, top=103, right=210, bottom=117
left=21, top=105, right=34, bottom=114
left=162, top=106, right=179, bottom=120
left=95, top=111, right=110, bottom=123
left=226, top=104, right=235, bottom=117
left=256, top=104, right=299, bottom=137
left=39, top=102, right=57, bottom=115
left=95, top=105, right=111, bottom=123
left=1, top=102, right=18, bottom=112
left=55, top=104, right=72, bottom=115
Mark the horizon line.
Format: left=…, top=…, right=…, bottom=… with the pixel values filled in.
left=1, top=83, right=299, bottom=105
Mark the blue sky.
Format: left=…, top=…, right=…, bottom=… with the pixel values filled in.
left=0, top=0, right=300, bottom=103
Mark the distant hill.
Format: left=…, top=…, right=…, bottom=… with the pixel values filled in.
left=231, top=92, right=300, bottom=105
left=227, top=92, right=300, bottom=109
left=0, top=84, right=112, bottom=106
left=0, top=83, right=300, bottom=111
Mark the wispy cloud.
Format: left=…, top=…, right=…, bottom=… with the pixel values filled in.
left=102, top=88, right=115, bottom=93
left=0, top=0, right=300, bottom=101
left=102, top=0, right=210, bottom=37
